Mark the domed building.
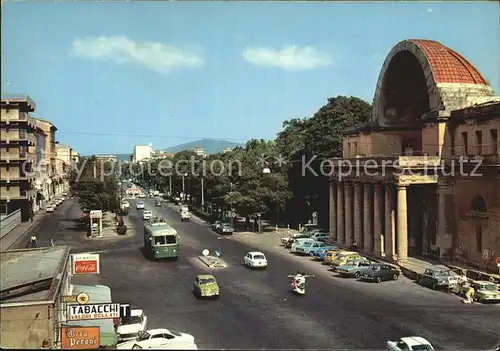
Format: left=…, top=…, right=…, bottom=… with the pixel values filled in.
left=329, top=39, right=500, bottom=272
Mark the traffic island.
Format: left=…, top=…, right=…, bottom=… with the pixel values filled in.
left=198, top=255, right=227, bottom=268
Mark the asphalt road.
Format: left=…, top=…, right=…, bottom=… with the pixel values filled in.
left=64, top=196, right=500, bottom=350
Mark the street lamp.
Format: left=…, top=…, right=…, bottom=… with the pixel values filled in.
left=182, top=173, right=187, bottom=202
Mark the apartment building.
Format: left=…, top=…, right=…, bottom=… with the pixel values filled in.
left=192, top=147, right=206, bottom=157
left=133, top=144, right=152, bottom=163
left=33, top=117, right=58, bottom=202
left=54, top=143, right=72, bottom=196
left=0, top=95, right=37, bottom=219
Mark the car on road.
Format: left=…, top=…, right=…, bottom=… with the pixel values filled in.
left=116, top=328, right=196, bottom=349
left=193, top=274, right=220, bottom=298
left=293, top=240, right=326, bottom=255
left=136, top=202, right=145, bottom=210
left=309, top=232, right=330, bottom=242
left=386, top=336, right=434, bottom=350
left=244, top=251, right=268, bottom=269
left=217, top=223, right=234, bottom=235
left=460, top=280, right=500, bottom=303
left=46, top=205, right=55, bottom=213
left=417, top=265, right=459, bottom=291
left=143, top=210, right=153, bottom=221
left=308, top=244, right=338, bottom=257
left=139, top=193, right=146, bottom=198
left=330, top=251, right=364, bottom=270
left=155, top=200, right=162, bottom=207
left=336, top=259, right=373, bottom=278
left=360, top=263, right=400, bottom=283
left=117, top=309, right=148, bottom=342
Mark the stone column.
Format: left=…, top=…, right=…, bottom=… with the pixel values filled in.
left=329, top=182, right=337, bottom=242
left=373, top=184, right=384, bottom=257
left=353, top=183, right=363, bottom=247
left=437, top=184, right=452, bottom=257
left=344, top=183, right=354, bottom=246
left=336, top=183, right=345, bottom=244
left=363, top=183, right=373, bottom=253
left=385, top=184, right=396, bottom=259
left=397, top=185, right=408, bottom=261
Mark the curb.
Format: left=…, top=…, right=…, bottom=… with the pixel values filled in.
left=198, top=255, right=227, bottom=268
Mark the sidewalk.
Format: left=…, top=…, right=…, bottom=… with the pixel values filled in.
left=1, top=210, right=47, bottom=251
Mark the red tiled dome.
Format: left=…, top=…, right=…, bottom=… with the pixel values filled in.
left=408, top=39, right=488, bottom=85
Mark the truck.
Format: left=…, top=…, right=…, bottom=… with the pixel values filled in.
left=144, top=221, right=179, bottom=260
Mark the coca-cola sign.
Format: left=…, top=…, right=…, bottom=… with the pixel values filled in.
left=72, top=254, right=100, bottom=275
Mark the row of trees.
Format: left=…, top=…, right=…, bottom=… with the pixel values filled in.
left=125, top=95, right=371, bottom=227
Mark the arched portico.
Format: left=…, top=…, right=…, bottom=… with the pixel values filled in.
left=372, top=39, right=493, bottom=127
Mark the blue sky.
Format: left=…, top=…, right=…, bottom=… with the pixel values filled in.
left=2, top=1, right=499, bottom=155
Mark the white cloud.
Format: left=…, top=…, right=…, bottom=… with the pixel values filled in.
left=242, top=45, right=333, bottom=70
left=71, top=36, right=204, bottom=73
left=427, top=8, right=433, bottom=12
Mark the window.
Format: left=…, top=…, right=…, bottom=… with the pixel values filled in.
left=353, top=142, right=358, bottom=155
left=0, top=201, right=7, bottom=214
left=151, top=334, right=165, bottom=339
left=491, top=129, right=498, bottom=154
left=154, top=236, right=166, bottom=245
left=461, top=132, right=468, bottom=155
left=476, top=225, right=482, bottom=252
left=347, top=142, right=351, bottom=156
left=475, top=131, right=482, bottom=155
left=165, top=235, right=177, bottom=244
left=470, top=195, right=487, bottom=213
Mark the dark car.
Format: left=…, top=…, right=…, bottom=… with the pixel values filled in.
left=360, top=264, right=400, bottom=283
left=217, top=223, right=234, bottom=235
left=155, top=200, right=162, bottom=207
left=417, top=265, right=459, bottom=290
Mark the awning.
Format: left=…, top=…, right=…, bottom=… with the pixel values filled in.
left=66, top=284, right=117, bottom=347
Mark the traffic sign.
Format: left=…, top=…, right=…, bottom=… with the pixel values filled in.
left=231, top=212, right=236, bottom=218
left=61, top=292, right=89, bottom=305
left=256, top=213, right=261, bottom=217
left=312, top=212, right=318, bottom=218
left=213, top=248, right=221, bottom=257
left=496, top=256, right=500, bottom=264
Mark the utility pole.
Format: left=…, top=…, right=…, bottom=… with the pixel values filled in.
left=201, top=177, right=205, bottom=209
left=169, top=175, right=172, bottom=196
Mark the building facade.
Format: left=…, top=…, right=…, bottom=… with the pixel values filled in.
left=328, top=39, right=500, bottom=272
left=54, top=143, right=72, bottom=196
left=0, top=95, right=38, bottom=220
left=133, top=144, right=152, bottom=163
left=33, top=117, right=58, bottom=201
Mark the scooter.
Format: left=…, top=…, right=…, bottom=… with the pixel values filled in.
left=287, top=273, right=314, bottom=295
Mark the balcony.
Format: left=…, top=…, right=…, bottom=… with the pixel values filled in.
left=0, top=130, right=36, bottom=145
left=0, top=186, right=35, bottom=200
left=0, top=151, right=36, bottom=163
left=0, top=166, right=36, bottom=182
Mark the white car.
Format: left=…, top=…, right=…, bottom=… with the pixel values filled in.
left=244, top=251, right=268, bottom=269
left=116, top=328, right=196, bottom=350
left=117, top=309, right=148, bottom=342
left=281, top=233, right=304, bottom=245
left=136, top=202, right=145, bottom=210
left=387, top=336, right=434, bottom=351
left=143, top=211, right=153, bottom=220
left=139, top=193, right=146, bottom=198
left=46, top=205, right=55, bottom=213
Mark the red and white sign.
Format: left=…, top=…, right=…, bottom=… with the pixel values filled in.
left=72, top=254, right=100, bottom=275
left=126, top=188, right=140, bottom=195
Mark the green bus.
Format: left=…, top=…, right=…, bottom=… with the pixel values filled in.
left=144, top=221, right=179, bottom=260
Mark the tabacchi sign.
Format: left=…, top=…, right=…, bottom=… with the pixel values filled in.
left=72, top=253, right=100, bottom=275
left=68, top=303, right=121, bottom=321
left=61, top=326, right=100, bottom=349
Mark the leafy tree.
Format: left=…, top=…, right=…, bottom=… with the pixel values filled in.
left=71, top=156, right=119, bottom=212
left=276, top=96, right=371, bottom=227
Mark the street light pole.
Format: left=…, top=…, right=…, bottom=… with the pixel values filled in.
left=201, top=177, right=205, bottom=209
left=169, top=175, right=172, bottom=196
left=229, top=182, right=234, bottom=228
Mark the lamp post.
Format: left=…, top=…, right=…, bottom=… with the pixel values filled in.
left=201, top=176, right=205, bottom=209
left=229, top=182, right=234, bottom=228
left=169, top=175, right=172, bottom=196
left=182, top=173, right=187, bottom=202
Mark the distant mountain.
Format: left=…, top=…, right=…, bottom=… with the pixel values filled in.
left=114, top=154, right=132, bottom=162
left=163, top=138, right=244, bottom=154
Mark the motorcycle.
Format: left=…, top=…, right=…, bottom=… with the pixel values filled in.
left=287, top=273, right=314, bottom=295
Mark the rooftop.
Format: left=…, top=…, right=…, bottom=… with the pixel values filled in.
left=0, top=246, right=71, bottom=304
left=1, top=94, right=36, bottom=111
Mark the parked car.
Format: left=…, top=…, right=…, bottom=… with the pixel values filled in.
left=285, top=235, right=312, bottom=249
left=336, top=259, right=373, bottom=278
left=116, top=328, right=196, bottom=349
left=281, top=233, right=304, bottom=245
left=143, top=210, right=153, bottom=221
left=312, top=248, right=329, bottom=261
left=309, top=245, right=338, bottom=257
left=323, top=249, right=343, bottom=265
left=136, top=202, right=145, bottom=210
left=117, top=309, right=148, bottom=342
left=243, top=251, right=268, bottom=269
left=211, top=221, right=222, bottom=231
left=46, top=205, right=55, bottom=213
left=290, top=238, right=315, bottom=253
left=459, top=280, right=500, bottom=303
left=309, top=232, right=330, bottom=242
left=193, top=274, right=220, bottom=298
left=294, top=240, right=326, bottom=255
left=300, top=224, right=322, bottom=233
left=417, top=265, right=459, bottom=290
left=360, top=263, right=400, bottom=283
left=330, top=251, right=364, bottom=271
left=217, top=223, right=234, bottom=235
left=386, top=336, right=434, bottom=351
